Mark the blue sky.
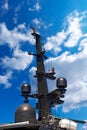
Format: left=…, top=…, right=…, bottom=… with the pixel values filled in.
left=0, top=0, right=87, bottom=129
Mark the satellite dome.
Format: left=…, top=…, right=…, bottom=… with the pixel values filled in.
left=56, top=77, right=67, bottom=88
left=15, top=103, right=36, bottom=123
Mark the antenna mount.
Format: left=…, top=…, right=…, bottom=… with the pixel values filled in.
left=21, top=83, right=31, bottom=103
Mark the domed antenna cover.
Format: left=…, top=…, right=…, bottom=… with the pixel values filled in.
left=21, top=83, right=31, bottom=103
left=56, top=77, right=67, bottom=88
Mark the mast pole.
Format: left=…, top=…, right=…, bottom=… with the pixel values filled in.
left=32, top=31, right=50, bottom=120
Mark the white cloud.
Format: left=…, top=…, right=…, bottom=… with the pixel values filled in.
left=13, top=4, right=23, bottom=24
left=0, top=71, right=12, bottom=88
left=15, top=5, right=21, bottom=13
left=64, top=10, right=83, bottom=47
left=0, top=23, right=35, bottom=87
left=34, top=2, right=41, bottom=11
left=44, top=30, right=66, bottom=53
left=32, top=18, right=41, bottom=26
left=78, top=37, right=87, bottom=56
left=1, top=47, right=33, bottom=70
left=1, top=0, right=9, bottom=11
left=32, top=18, right=53, bottom=31
left=29, top=2, right=41, bottom=11
left=44, top=10, right=87, bottom=54
left=0, top=23, right=35, bottom=48
left=44, top=23, right=53, bottom=30
left=29, top=67, right=37, bottom=93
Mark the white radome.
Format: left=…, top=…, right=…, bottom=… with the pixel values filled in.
left=59, top=119, right=77, bottom=130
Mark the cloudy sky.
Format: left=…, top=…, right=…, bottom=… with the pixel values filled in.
left=0, top=0, right=87, bottom=129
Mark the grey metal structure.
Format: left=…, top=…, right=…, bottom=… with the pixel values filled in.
left=0, top=30, right=86, bottom=130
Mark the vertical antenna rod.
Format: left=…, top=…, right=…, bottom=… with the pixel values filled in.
left=32, top=30, right=50, bottom=120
